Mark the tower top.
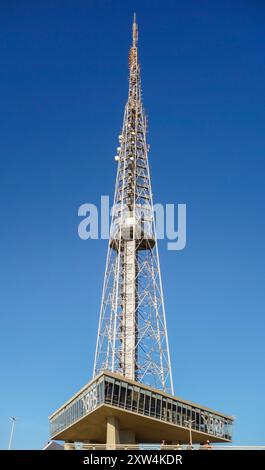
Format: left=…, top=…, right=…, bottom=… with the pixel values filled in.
left=132, top=13, right=138, bottom=48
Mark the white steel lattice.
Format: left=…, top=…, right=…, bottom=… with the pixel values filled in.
left=93, top=16, right=173, bottom=394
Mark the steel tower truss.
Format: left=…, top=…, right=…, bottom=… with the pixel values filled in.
left=93, top=16, right=173, bottom=394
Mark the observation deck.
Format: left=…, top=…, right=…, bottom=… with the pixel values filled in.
left=49, top=371, right=233, bottom=445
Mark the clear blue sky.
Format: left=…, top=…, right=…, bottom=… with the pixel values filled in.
left=0, top=0, right=264, bottom=449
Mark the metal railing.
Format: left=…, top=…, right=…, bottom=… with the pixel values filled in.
left=65, top=443, right=265, bottom=451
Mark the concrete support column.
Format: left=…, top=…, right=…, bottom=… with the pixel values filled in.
left=106, top=416, right=120, bottom=449
left=64, top=441, right=75, bottom=450
left=123, top=239, right=136, bottom=380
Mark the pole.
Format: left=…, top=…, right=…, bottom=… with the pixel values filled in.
left=189, top=422, right=192, bottom=447
left=8, top=417, right=17, bottom=450
left=184, top=419, right=195, bottom=448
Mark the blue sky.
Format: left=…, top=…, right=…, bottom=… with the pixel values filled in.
left=0, top=0, right=265, bottom=448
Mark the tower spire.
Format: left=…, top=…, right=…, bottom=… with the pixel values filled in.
left=132, top=13, right=138, bottom=48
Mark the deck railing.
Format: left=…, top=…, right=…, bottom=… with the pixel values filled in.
left=64, top=443, right=265, bottom=451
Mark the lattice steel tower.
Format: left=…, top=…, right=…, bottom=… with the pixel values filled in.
left=93, top=15, right=173, bottom=394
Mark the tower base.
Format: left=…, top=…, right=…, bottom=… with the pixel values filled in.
left=49, top=372, right=233, bottom=447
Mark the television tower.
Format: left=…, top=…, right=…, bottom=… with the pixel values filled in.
left=49, top=16, right=233, bottom=448
left=93, top=14, right=173, bottom=394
